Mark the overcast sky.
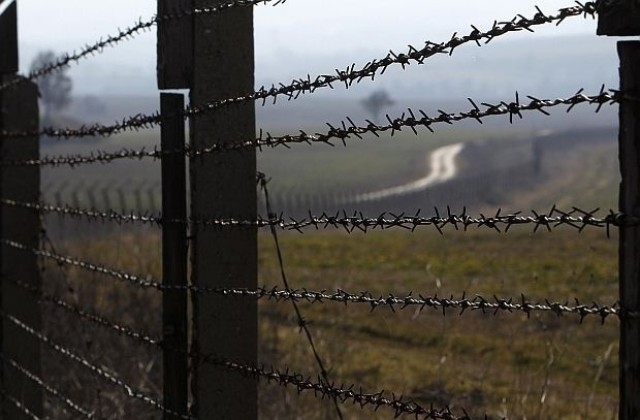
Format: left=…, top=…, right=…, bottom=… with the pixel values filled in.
left=13, top=0, right=602, bottom=95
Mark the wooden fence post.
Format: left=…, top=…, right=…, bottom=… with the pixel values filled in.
left=598, top=6, right=640, bottom=419
left=160, top=93, right=188, bottom=420
left=0, top=5, right=42, bottom=418
left=0, top=77, right=42, bottom=420
left=0, top=0, right=17, bottom=77
left=0, top=1, right=42, bottom=418
left=597, top=1, right=640, bottom=36
left=157, top=0, right=193, bottom=90
left=616, top=41, right=640, bottom=420
left=189, top=1, right=258, bottom=418
left=157, top=2, right=192, bottom=417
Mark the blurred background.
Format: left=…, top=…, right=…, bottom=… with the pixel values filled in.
left=15, top=1, right=624, bottom=418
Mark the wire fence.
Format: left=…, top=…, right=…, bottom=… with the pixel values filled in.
left=0, top=0, right=633, bottom=419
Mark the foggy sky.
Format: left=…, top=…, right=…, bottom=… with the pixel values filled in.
left=14, top=0, right=601, bottom=95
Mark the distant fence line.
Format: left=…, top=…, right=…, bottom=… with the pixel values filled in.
left=41, top=136, right=539, bottom=219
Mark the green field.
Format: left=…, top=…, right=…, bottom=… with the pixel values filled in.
left=257, top=226, right=619, bottom=419
left=40, top=224, right=619, bottom=419
left=256, top=127, right=514, bottom=193
left=37, top=124, right=623, bottom=418
left=41, top=126, right=517, bottom=202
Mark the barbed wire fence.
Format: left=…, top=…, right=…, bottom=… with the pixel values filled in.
left=0, top=0, right=637, bottom=419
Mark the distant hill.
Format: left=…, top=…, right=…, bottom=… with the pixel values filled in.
left=25, top=33, right=618, bottom=100
left=49, top=33, right=618, bottom=132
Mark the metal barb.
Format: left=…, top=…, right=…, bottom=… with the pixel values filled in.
left=0, top=3, right=600, bottom=143
left=3, top=199, right=635, bottom=234
left=0, top=0, right=284, bottom=92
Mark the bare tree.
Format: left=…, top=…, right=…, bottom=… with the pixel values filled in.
left=361, top=89, right=395, bottom=122
left=30, top=51, right=72, bottom=125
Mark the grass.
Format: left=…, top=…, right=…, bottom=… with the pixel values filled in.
left=257, top=127, right=514, bottom=193
left=40, top=224, right=619, bottom=419
left=503, top=141, right=619, bottom=213
left=257, top=227, right=619, bottom=419
left=41, top=127, right=516, bottom=208
left=34, top=124, right=622, bottom=419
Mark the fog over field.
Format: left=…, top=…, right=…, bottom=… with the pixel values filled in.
left=29, top=1, right=621, bottom=231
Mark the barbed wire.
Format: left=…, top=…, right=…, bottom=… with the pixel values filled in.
left=3, top=313, right=196, bottom=420
left=0, top=238, right=626, bottom=323
left=258, top=174, right=345, bottom=419
left=1, top=354, right=95, bottom=419
left=0, top=86, right=619, bottom=167
left=0, top=0, right=285, bottom=93
left=201, top=355, right=471, bottom=420
left=3, top=305, right=474, bottom=418
left=1, top=238, right=166, bottom=291
left=2, top=281, right=476, bottom=420
left=8, top=276, right=161, bottom=348
left=6, top=277, right=401, bottom=419
left=2, top=298, right=470, bottom=419
left=5, top=279, right=487, bottom=419
left=1, top=390, right=41, bottom=420
left=3, top=197, right=631, bottom=235
left=9, top=277, right=470, bottom=418
left=156, top=1, right=602, bottom=133
left=37, top=213, right=113, bottom=410
left=1, top=199, right=162, bottom=225
left=240, top=287, right=624, bottom=323
left=0, top=2, right=598, bottom=141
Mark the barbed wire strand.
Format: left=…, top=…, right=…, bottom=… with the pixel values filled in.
left=37, top=213, right=114, bottom=409
left=0, top=0, right=286, bottom=93
left=1, top=354, right=95, bottom=419
left=0, top=86, right=620, bottom=168
left=3, top=313, right=196, bottom=420
left=2, top=305, right=474, bottom=419
left=1, top=238, right=166, bottom=291
left=7, top=264, right=623, bottom=379
left=0, top=390, right=41, bottom=420
left=0, top=2, right=599, bottom=141
left=1, top=197, right=630, bottom=236
left=11, top=272, right=616, bottom=420
left=9, top=273, right=475, bottom=419
left=2, top=199, right=162, bottom=225
left=0, top=237, right=626, bottom=323
left=258, top=173, right=344, bottom=419
left=220, top=287, right=625, bottom=323
left=197, top=354, right=472, bottom=420
left=8, top=276, right=162, bottom=348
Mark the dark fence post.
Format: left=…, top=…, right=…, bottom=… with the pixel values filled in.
left=0, top=0, right=17, bottom=77
left=190, top=0, right=258, bottom=418
left=160, top=93, right=188, bottom=420
left=157, top=1, right=192, bottom=416
left=598, top=1, right=640, bottom=36
left=598, top=5, right=640, bottom=420
left=157, top=0, right=193, bottom=90
left=0, top=1, right=42, bottom=418
left=0, top=77, right=43, bottom=420
left=617, top=41, right=640, bottom=420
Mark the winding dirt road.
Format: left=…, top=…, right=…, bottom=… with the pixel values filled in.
left=351, top=143, right=464, bottom=203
